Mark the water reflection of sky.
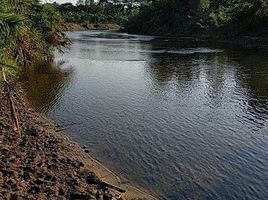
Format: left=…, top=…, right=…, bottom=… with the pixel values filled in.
left=22, top=31, right=268, bottom=200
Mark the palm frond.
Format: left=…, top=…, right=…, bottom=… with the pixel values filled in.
left=0, top=13, right=25, bottom=28
left=0, top=13, right=25, bottom=48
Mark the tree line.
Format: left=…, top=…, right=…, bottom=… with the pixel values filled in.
left=1, top=0, right=267, bottom=77
left=54, top=0, right=140, bottom=27
left=124, top=0, right=268, bottom=37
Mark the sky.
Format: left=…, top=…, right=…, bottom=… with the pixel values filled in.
left=42, top=0, right=77, bottom=4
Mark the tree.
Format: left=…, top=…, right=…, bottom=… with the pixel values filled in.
left=76, top=0, right=85, bottom=6
left=125, top=0, right=268, bottom=37
left=85, top=0, right=94, bottom=6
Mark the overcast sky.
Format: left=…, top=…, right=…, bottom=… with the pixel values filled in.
left=42, top=0, right=77, bottom=4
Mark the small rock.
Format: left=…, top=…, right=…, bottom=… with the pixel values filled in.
left=1, top=169, right=14, bottom=177
left=103, top=192, right=113, bottom=200
left=71, top=160, right=84, bottom=168
left=25, top=127, right=38, bottom=136
left=28, top=185, right=40, bottom=194
left=85, top=173, right=100, bottom=185
left=10, top=193, right=20, bottom=200
left=51, top=153, right=58, bottom=158
left=6, top=179, right=18, bottom=190
left=69, top=191, right=95, bottom=200
left=19, top=136, right=27, bottom=147
left=58, top=188, right=65, bottom=196
left=44, top=174, right=56, bottom=182
left=34, top=178, right=44, bottom=185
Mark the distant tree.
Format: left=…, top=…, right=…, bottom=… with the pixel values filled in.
left=99, top=0, right=108, bottom=6
left=57, top=0, right=132, bottom=25
left=85, top=0, right=94, bottom=6
left=76, top=0, right=85, bottom=6
left=125, top=0, right=268, bottom=37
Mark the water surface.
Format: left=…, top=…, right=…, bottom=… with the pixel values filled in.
left=22, top=31, right=268, bottom=200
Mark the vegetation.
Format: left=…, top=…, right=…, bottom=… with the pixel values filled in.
left=1, top=0, right=266, bottom=77
left=0, top=0, right=69, bottom=134
left=0, top=0, right=68, bottom=81
left=54, top=1, right=139, bottom=28
left=125, top=0, right=268, bottom=37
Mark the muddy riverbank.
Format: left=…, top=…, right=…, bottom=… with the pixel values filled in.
left=0, top=82, right=155, bottom=200
left=60, top=22, right=121, bottom=31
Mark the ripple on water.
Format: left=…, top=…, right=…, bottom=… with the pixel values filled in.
left=22, top=31, right=268, bottom=200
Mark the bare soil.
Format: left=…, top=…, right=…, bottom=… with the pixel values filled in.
left=0, top=82, right=154, bottom=200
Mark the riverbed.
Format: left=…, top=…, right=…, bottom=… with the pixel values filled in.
left=21, top=31, right=268, bottom=200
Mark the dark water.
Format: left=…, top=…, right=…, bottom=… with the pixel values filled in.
left=21, top=31, right=268, bottom=200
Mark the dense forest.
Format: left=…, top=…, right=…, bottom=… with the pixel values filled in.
left=125, top=0, right=268, bottom=37
left=52, top=0, right=268, bottom=37
left=54, top=1, right=140, bottom=28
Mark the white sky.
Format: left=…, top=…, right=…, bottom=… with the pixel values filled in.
left=42, top=0, right=77, bottom=4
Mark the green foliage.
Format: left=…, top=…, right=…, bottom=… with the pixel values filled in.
left=0, top=11, right=24, bottom=80
left=0, top=0, right=68, bottom=80
left=56, top=2, right=138, bottom=25
left=125, top=0, right=268, bottom=37
left=0, top=13, right=25, bottom=49
left=199, top=0, right=210, bottom=10
left=209, top=6, right=230, bottom=27
left=0, top=59, right=18, bottom=81
left=125, top=0, right=200, bottom=35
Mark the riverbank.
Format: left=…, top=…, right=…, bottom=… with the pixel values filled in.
left=60, top=22, right=121, bottom=32
left=138, top=32, right=268, bottom=49
left=0, top=82, right=155, bottom=200
left=60, top=22, right=87, bottom=31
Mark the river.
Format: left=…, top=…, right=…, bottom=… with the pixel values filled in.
left=21, top=31, right=268, bottom=200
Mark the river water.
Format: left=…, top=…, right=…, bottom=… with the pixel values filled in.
left=21, top=31, right=268, bottom=200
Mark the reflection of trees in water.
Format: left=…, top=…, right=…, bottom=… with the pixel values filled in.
left=145, top=53, right=199, bottom=88
left=200, top=53, right=231, bottom=108
left=145, top=49, right=268, bottom=118
left=145, top=52, right=231, bottom=107
left=233, top=51, right=268, bottom=128
left=20, top=59, right=73, bottom=113
left=146, top=50, right=268, bottom=200
left=234, top=51, right=268, bottom=97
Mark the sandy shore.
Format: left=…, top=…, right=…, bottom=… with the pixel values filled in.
left=0, top=82, right=156, bottom=200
